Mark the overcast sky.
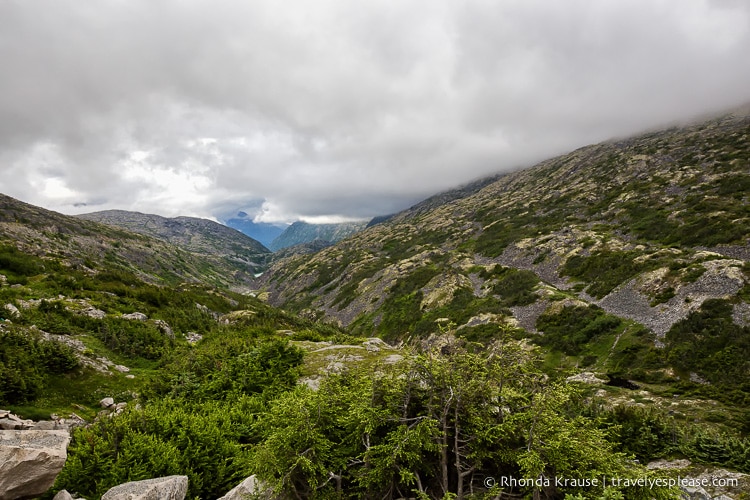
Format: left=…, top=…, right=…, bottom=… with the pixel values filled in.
left=1, top=0, right=749, bottom=224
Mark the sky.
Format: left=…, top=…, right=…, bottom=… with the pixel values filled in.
left=1, top=0, right=749, bottom=225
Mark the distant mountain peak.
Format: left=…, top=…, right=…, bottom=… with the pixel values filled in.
left=269, top=220, right=368, bottom=251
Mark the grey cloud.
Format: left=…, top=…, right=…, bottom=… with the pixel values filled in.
left=1, top=0, right=749, bottom=221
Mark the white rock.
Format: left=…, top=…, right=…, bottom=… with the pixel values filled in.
left=81, top=307, right=106, bottom=319
left=646, top=458, right=691, bottom=470
left=363, top=337, right=391, bottom=352
left=680, top=484, right=711, bottom=500
left=300, top=377, right=321, bottom=391
left=99, top=397, right=115, bottom=408
left=0, top=430, right=71, bottom=500
left=3, top=303, right=19, bottom=318
left=53, top=490, right=75, bottom=500
left=122, top=312, right=148, bottom=321
left=184, top=331, right=203, bottom=344
left=153, top=320, right=174, bottom=339
left=219, top=475, right=271, bottom=500
left=101, top=475, right=188, bottom=500
left=566, top=372, right=607, bottom=385
left=0, top=413, right=35, bottom=430
left=383, top=354, right=404, bottom=364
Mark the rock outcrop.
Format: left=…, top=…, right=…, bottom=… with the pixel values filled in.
left=0, top=429, right=71, bottom=500
left=566, top=372, right=607, bottom=385
left=100, top=475, right=188, bottom=500
left=218, top=475, right=271, bottom=499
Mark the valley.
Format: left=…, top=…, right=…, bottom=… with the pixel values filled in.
left=0, top=107, right=749, bottom=499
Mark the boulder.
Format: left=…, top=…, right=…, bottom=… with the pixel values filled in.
left=153, top=320, right=174, bottom=339
left=80, top=307, right=106, bottom=319
left=0, top=430, right=71, bottom=500
left=566, top=372, right=607, bottom=385
left=680, top=484, right=711, bottom=500
left=101, top=476, right=188, bottom=500
left=3, top=303, right=19, bottom=318
left=185, top=331, right=203, bottom=344
left=99, top=397, right=115, bottom=408
left=0, top=412, right=35, bottom=430
left=383, top=354, right=404, bottom=364
left=218, top=475, right=270, bottom=500
left=363, top=337, right=391, bottom=352
left=53, top=490, right=75, bottom=500
left=122, top=312, right=148, bottom=321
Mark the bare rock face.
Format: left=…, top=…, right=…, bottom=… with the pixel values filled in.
left=101, top=476, right=188, bottom=500
left=218, top=475, right=271, bottom=500
left=0, top=430, right=71, bottom=500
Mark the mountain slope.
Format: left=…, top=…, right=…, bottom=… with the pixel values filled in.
left=0, top=195, right=261, bottom=288
left=257, top=108, right=750, bottom=396
left=78, top=210, right=270, bottom=274
left=269, top=220, right=368, bottom=251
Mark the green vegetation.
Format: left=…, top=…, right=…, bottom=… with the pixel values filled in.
left=480, top=265, right=540, bottom=306
left=536, top=305, right=621, bottom=355
left=0, top=326, right=79, bottom=405
left=562, top=250, right=649, bottom=299
left=54, top=334, right=676, bottom=499
left=665, top=299, right=750, bottom=404
left=0, top=244, right=45, bottom=284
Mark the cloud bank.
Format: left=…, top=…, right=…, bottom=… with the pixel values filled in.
left=1, top=0, right=749, bottom=222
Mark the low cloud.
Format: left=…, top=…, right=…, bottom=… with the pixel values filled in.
left=1, top=0, right=749, bottom=222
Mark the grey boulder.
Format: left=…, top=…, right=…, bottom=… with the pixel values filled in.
left=0, top=430, right=71, bottom=500
left=219, top=475, right=271, bottom=500
left=101, top=476, right=188, bottom=500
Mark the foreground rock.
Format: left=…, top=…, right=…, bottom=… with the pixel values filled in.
left=0, top=430, right=71, bottom=500
left=101, top=475, right=188, bottom=500
left=218, top=475, right=271, bottom=499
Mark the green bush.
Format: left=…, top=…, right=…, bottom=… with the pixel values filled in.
left=665, top=299, right=750, bottom=392
left=562, top=250, right=649, bottom=299
left=536, top=305, right=621, bottom=355
left=53, top=398, right=259, bottom=499
left=0, top=327, right=79, bottom=405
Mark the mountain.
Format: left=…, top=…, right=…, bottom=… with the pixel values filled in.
left=223, top=213, right=286, bottom=248
left=77, top=210, right=270, bottom=273
left=268, top=220, right=368, bottom=251
left=0, top=195, right=262, bottom=288
left=257, top=108, right=750, bottom=398
left=3, top=111, right=750, bottom=500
